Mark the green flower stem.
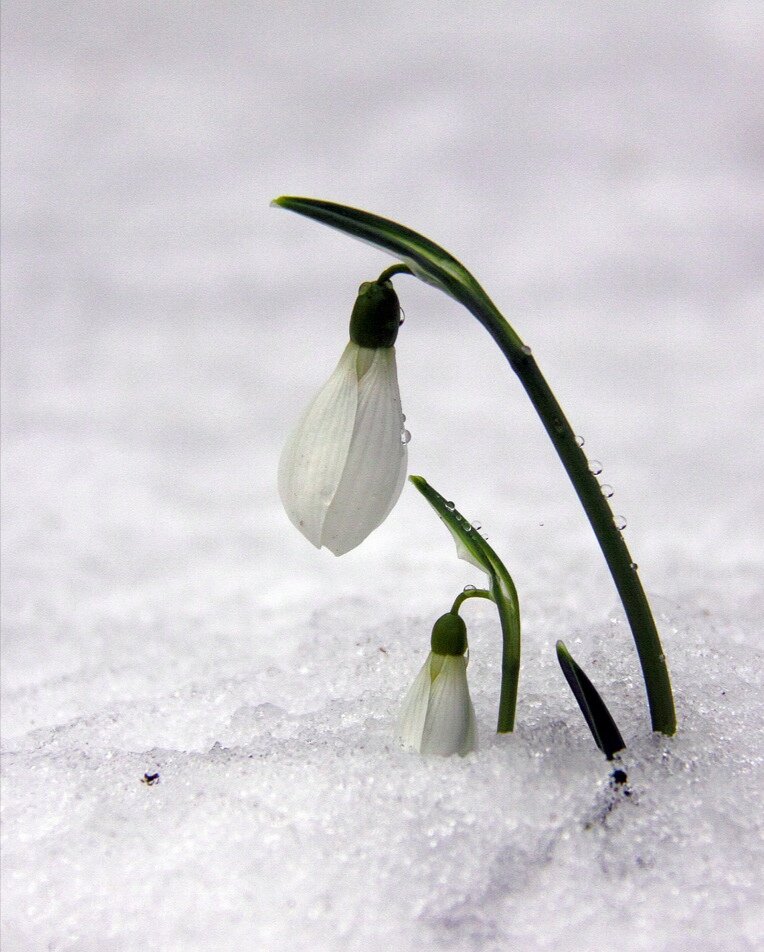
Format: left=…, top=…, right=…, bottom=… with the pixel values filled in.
left=450, top=588, right=494, bottom=615
left=466, top=298, right=675, bottom=735
left=376, top=263, right=414, bottom=284
left=272, top=196, right=676, bottom=736
left=487, top=553, right=522, bottom=733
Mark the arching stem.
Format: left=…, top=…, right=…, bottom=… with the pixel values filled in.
left=451, top=587, right=494, bottom=615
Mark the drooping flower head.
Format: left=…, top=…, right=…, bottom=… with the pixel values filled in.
left=397, top=612, right=477, bottom=756
left=278, top=279, right=408, bottom=556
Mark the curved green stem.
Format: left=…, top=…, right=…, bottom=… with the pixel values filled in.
left=451, top=578, right=522, bottom=731
left=467, top=298, right=675, bottom=735
left=451, top=588, right=494, bottom=614
left=376, top=263, right=414, bottom=284
left=272, top=196, right=676, bottom=735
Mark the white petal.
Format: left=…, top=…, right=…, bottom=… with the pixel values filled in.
left=278, top=343, right=359, bottom=547
left=462, top=691, right=477, bottom=754
left=396, top=653, right=434, bottom=752
left=420, top=654, right=477, bottom=756
left=320, top=346, right=407, bottom=555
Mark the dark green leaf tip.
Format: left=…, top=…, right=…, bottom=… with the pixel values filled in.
left=556, top=640, right=626, bottom=760
left=270, top=196, right=490, bottom=307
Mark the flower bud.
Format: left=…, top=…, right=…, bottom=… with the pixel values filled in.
left=397, top=613, right=477, bottom=757
left=430, top=612, right=468, bottom=656
left=349, top=280, right=401, bottom=348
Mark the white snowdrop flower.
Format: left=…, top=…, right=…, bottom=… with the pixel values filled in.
left=397, top=613, right=477, bottom=756
left=278, top=279, right=408, bottom=556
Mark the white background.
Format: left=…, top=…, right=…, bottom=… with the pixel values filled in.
left=2, top=2, right=762, bottom=950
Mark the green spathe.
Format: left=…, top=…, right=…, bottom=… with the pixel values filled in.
left=349, top=280, right=400, bottom=348
left=430, top=612, right=468, bottom=657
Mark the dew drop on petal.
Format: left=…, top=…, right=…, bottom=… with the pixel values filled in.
left=445, top=501, right=455, bottom=511
left=463, top=584, right=477, bottom=593
left=589, top=460, right=603, bottom=476
left=521, top=344, right=533, bottom=356
left=400, top=429, right=411, bottom=445
left=600, top=483, right=614, bottom=498
left=471, top=521, right=482, bottom=531
left=630, top=562, right=639, bottom=571
left=575, top=435, right=585, bottom=447
left=614, top=515, right=627, bottom=530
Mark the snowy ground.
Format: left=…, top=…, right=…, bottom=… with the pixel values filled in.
left=2, top=3, right=763, bottom=950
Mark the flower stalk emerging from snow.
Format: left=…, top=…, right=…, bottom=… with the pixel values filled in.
left=410, top=476, right=521, bottom=732
left=272, top=196, right=676, bottom=736
left=278, top=277, right=408, bottom=555
left=397, top=612, right=477, bottom=756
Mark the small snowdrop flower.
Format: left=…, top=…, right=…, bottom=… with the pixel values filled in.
left=397, top=612, right=477, bottom=756
left=279, top=279, right=408, bottom=556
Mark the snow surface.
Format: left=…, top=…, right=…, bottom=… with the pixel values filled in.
left=2, top=2, right=763, bottom=950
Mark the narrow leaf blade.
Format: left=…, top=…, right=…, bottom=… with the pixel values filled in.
left=408, top=475, right=496, bottom=576
left=556, top=640, right=625, bottom=760
left=272, top=196, right=484, bottom=303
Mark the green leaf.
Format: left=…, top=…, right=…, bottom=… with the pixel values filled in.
left=410, top=475, right=521, bottom=733
left=409, top=475, right=497, bottom=575
left=556, top=640, right=626, bottom=760
left=271, top=196, right=502, bottom=322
